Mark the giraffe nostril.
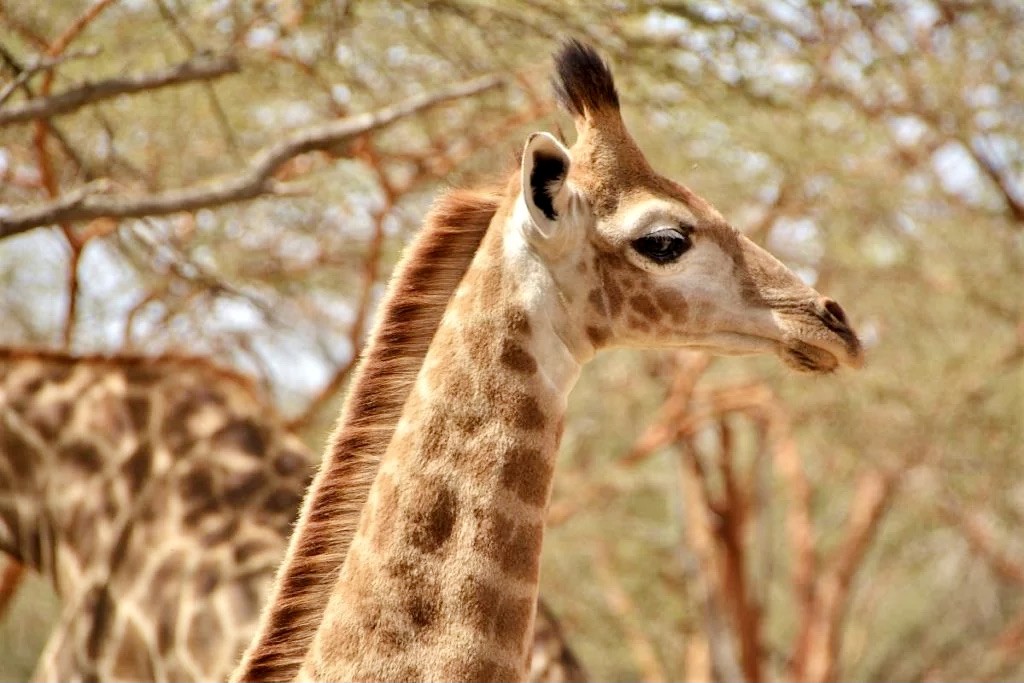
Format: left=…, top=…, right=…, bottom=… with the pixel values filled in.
left=823, top=299, right=849, bottom=327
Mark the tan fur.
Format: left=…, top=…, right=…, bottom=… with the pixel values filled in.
left=300, top=211, right=565, bottom=680
left=231, top=185, right=505, bottom=682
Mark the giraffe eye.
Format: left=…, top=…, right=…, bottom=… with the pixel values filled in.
left=632, top=229, right=691, bottom=264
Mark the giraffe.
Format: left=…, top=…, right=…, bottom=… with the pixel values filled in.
left=0, top=348, right=586, bottom=683
left=0, top=348, right=313, bottom=681
left=239, top=39, right=863, bottom=683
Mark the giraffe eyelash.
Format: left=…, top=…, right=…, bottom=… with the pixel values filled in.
left=631, top=227, right=693, bottom=264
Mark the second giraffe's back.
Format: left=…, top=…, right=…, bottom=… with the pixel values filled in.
left=0, top=348, right=312, bottom=681
left=0, top=349, right=586, bottom=682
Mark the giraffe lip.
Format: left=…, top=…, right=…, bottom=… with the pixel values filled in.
left=784, top=333, right=863, bottom=373
left=682, top=329, right=863, bottom=372
left=819, top=322, right=864, bottom=369
left=782, top=342, right=841, bottom=373
left=839, top=339, right=864, bottom=368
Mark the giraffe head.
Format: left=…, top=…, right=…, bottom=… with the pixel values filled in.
left=514, top=41, right=862, bottom=373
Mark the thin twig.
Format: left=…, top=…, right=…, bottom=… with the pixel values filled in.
left=968, top=136, right=1024, bottom=224
left=152, top=0, right=241, bottom=157
left=286, top=142, right=390, bottom=430
left=0, top=44, right=93, bottom=178
left=46, top=0, right=117, bottom=57
left=799, top=469, right=899, bottom=682
left=677, top=439, right=747, bottom=683
left=33, top=0, right=121, bottom=346
left=941, top=501, right=1024, bottom=586
left=623, top=351, right=712, bottom=464
left=0, top=46, right=101, bottom=106
left=770, top=407, right=818, bottom=681
left=0, top=4, right=50, bottom=50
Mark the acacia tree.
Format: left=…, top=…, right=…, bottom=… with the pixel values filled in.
left=0, top=1, right=1021, bottom=681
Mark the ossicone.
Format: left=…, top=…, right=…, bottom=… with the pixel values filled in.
left=551, top=38, right=620, bottom=119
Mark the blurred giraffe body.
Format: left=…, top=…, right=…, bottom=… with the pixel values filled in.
left=239, top=41, right=862, bottom=682
left=0, top=349, right=586, bottom=682
left=0, top=349, right=311, bottom=681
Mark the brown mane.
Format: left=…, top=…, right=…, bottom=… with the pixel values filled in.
left=230, top=182, right=505, bottom=682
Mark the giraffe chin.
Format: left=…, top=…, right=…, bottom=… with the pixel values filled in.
left=780, top=340, right=841, bottom=374
left=681, top=332, right=853, bottom=374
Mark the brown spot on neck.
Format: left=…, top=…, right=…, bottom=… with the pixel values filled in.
left=509, top=392, right=547, bottom=431
left=500, top=446, right=552, bottom=505
left=507, top=307, right=532, bottom=335
left=406, top=479, right=458, bottom=553
left=499, top=339, right=538, bottom=375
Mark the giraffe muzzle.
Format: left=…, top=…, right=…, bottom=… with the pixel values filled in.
left=816, top=298, right=864, bottom=369
left=779, top=297, right=864, bottom=373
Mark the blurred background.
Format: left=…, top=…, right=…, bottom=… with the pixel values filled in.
left=0, top=0, right=1021, bottom=680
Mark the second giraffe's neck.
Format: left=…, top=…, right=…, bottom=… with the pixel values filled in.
left=303, top=217, right=587, bottom=681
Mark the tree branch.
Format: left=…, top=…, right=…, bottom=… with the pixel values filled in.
left=286, top=143, right=389, bottom=432
left=677, top=438, right=747, bottom=683
left=967, top=137, right=1024, bottom=225
left=0, top=52, right=240, bottom=126
left=0, top=46, right=101, bottom=106
left=801, top=468, right=899, bottom=682
left=623, top=351, right=712, bottom=464
left=770, top=407, right=819, bottom=681
left=714, top=418, right=762, bottom=683
left=942, top=501, right=1024, bottom=586
left=0, top=74, right=505, bottom=239
left=0, top=44, right=94, bottom=178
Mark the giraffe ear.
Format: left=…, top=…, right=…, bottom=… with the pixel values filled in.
left=520, top=132, right=572, bottom=243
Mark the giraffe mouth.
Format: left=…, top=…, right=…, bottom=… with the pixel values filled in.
left=690, top=322, right=862, bottom=374
left=675, top=302, right=863, bottom=374
left=778, top=314, right=864, bottom=374
left=781, top=341, right=842, bottom=373
left=688, top=335, right=847, bottom=374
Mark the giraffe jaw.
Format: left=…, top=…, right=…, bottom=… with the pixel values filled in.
left=685, top=329, right=863, bottom=374
left=781, top=336, right=864, bottom=373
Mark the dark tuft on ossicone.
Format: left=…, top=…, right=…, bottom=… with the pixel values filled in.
left=552, top=38, right=620, bottom=118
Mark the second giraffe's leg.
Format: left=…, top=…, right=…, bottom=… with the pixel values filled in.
left=29, top=605, right=83, bottom=683
left=30, top=584, right=110, bottom=683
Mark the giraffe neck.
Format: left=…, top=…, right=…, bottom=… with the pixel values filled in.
left=304, top=219, right=587, bottom=681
